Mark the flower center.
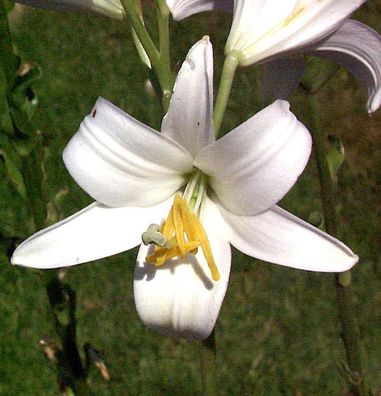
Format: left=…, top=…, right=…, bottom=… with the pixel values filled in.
left=142, top=172, right=220, bottom=281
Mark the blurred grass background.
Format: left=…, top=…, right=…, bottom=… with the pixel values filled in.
left=1, top=1, right=380, bottom=395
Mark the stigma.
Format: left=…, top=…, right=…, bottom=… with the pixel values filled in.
left=143, top=193, right=220, bottom=282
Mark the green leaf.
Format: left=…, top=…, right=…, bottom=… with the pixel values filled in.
left=0, top=132, right=27, bottom=199
left=0, top=1, right=17, bottom=87
left=0, top=162, right=31, bottom=237
left=10, top=106, right=35, bottom=135
left=9, top=63, right=42, bottom=134
left=0, top=64, right=14, bottom=134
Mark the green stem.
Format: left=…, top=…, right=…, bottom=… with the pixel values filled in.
left=200, top=328, right=217, bottom=396
left=121, top=0, right=159, bottom=64
left=121, top=0, right=174, bottom=111
left=307, top=94, right=365, bottom=396
left=214, top=53, right=238, bottom=138
left=155, top=0, right=172, bottom=112
left=22, top=149, right=46, bottom=230
left=1, top=8, right=90, bottom=394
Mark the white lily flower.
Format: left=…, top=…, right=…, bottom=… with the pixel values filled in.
left=169, top=0, right=381, bottom=113
left=11, top=37, right=358, bottom=340
left=263, top=19, right=381, bottom=114
left=17, top=0, right=125, bottom=19
left=225, top=0, right=381, bottom=113
left=225, top=0, right=366, bottom=64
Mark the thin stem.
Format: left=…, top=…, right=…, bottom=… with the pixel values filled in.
left=155, top=0, right=172, bottom=112
left=22, top=149, right=46, bottom=230
left=214, top=53, right=238, bottom=138
left=156, top=0, right=170, bottom=68
left=120, top=0, right=160, bottom=65
left=1, top=8, right=91, bottom=394
left=200, top=328, right=217, bottom=396
left=121, top=0, right=175, bottom=111
left=0, top=3, right=45, bottom=229
left=130, top=0, right=152, bottom=69
left=307, top=94, right=365, bottom=396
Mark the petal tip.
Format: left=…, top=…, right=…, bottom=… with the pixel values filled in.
left=10, top=253, right=18, bottom=266
left=341, top=253, right=359, bottom=272
left=367, top=92, right=381, bottom=114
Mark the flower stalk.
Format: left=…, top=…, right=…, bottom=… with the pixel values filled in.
left=214, top=53, right=238, bottom=138
left=306, top=93, right=365, bottom=396
left=200, top=328, right=217, bottom=396
left=155, top=0, right=172, bottom=111
left=120, top=0, right=175, bottom=111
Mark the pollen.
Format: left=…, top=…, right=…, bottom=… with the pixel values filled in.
left=146, top=194, right=220, bottom=281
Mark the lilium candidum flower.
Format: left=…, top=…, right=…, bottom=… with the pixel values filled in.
left=168, top=0, right=381, bottom=113
left=17, top=0, right=125, bottom=19
left=12, top=37, right=358, bottom=340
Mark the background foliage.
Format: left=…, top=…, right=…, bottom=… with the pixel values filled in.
left=1, top=2, right=380, bottom=394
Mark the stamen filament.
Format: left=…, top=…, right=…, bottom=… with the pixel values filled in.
left=190, top=212, right=220, bottom=281
left=147, top=241, right=200, bottom=266
left=173, top=195, right=186, bottom=257
left=144, top=192, right=220, bottom=282
left=193, top=174, right=206, bottom=214
left=183, top=171, right=201, bottom=202
left=162, top=206, right=174, bottom=239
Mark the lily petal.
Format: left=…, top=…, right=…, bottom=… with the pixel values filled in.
left=17, top=0, right=125, bottom=19
left=11, top=198, right=173, bottom=269
left=63, top=97, right=193, bottom=208
left=134, top=197, right=231, bottom=340
left=218, top=202, right=358, bottom=272
left=262, top=57, right=306, bottom=101
left=166, top=0, right=232, bottom=21
left=162, top=37, right=214, bottom=156
left=226, top=0, right=366, bottom=66
left=309, top=19, right=381, bottom=114
left=195, top=100, right=311, bottom=216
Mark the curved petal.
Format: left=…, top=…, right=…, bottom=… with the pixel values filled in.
left=134, top=197, right=231, bottom=340
left=166, top=0, right=232, bottom=21
left=263, top=57, right=306, bottom=101
left=17, top=0, right=125, bottom=19
left=308, top=19, right=381, bottom=114
left=161, top=37, right=214, bottom=156
left=218, top=202, right=358, bottom=272
left=11, top=198, right=173, bottom=269
left=194, top=100, right=311, bottom=216
left=226, top=0, right=366, bottom=66
left=63, top=97, right=193, bottom=207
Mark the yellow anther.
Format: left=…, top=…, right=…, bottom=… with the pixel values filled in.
left=147, top=241, right=200, bottom=266
left=173, top=195, right=186, bottom=257
left=189, top=212, right=220, bottom=281
left=177, top=195, right=198, bottom=242
left=145, top=193, right=220, bottom=282
left=162, top=206, right=174, bottom=240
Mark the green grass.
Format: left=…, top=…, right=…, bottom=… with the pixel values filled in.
left=1, top=3, right=380, bottom=395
